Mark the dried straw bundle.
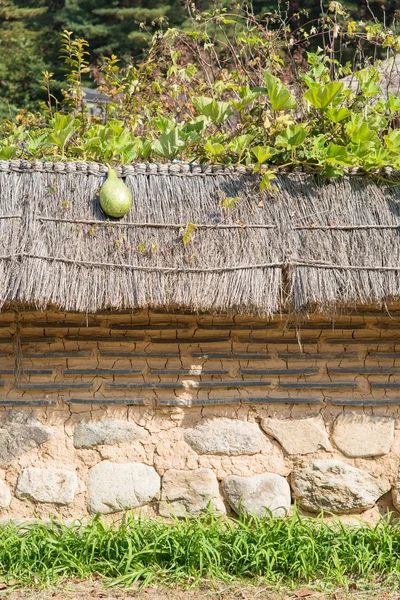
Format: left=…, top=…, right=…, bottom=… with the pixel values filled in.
left=0, top=160, right=399, bottom=315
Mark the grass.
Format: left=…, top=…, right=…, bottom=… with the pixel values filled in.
left=0, top=510, right=400, bottom=589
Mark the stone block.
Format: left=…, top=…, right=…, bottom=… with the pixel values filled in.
left=332, top=414, right=394, bottom=457
left=74, top=419, right=147, bottom=448
left=223, top=473, right=291, bottom=517
left=261, top=416, right=331, bottom=455
left=391, top=466, right=400, bottom=512
left=16, top=468, right=78, bottom=504
left=0, top=479, right=11, bottom=508
left=87, top=461, right=160, bottom=514
left=0, top=410, right=54, bottom=467
left=184, top=418, right=264, bottom=455
left=159, top=468, right=226, bottom=517
left=291, top=460, right=390, bottom=514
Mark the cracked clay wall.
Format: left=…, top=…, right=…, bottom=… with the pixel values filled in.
left=1, top=306, right=400, bottom=521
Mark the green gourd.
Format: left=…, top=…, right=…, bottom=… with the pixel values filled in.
left=100, top=168, right=132, bottom=218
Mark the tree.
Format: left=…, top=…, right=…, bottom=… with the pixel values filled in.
left=56, top=0, right=188, bottom=61
left=0, top=2, right=48, bottom=115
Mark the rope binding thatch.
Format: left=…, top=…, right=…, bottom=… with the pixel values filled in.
left=0, top=160, right=399, bottom=315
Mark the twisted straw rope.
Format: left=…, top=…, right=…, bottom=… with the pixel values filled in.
left=1, top=159, right=399, bottom=178
left=1, top=253, right=400, bottom=273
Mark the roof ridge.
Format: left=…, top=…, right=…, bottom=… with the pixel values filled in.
left=1, top=159, right=398, bottom=178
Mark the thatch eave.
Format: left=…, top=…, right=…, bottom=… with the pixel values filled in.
left=0, top=160, right=400, bottom=316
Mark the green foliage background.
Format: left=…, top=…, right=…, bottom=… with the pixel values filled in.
left=0, top=0, right=399, bottom=115
left=0, top=0, right=400, bottom=184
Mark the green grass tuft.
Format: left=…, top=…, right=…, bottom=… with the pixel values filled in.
left=0, top=510, right=400, bottom=588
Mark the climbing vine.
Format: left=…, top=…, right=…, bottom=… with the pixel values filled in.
left=1, top=3, right=400, bottom=188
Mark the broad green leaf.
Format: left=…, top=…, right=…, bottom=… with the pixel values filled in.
left=363, top=146, right=390, bottom=169
left=0, top=145, right=17, bottom=160
left=138, top=139, right=152, bottom=159
left=355, top=68, right=381, bottom=97
left=345, top=115, right=379, bottom=145
left=263, top=72, right=297, bottom=111
left=276, top=125, right=307, bottom=148
left=204, top=141, right=225, bottom=156
left=192, top=96, right=232, bottom=124
left=48, top=114, right=80, bottom=155
left=303, top=81, right=343, bottom=110
left=326, top=143, right=352, bottom=164
left=384, top=129, right=400, bottom=152
left=153, top=116, right=175, bottom=133
left=388, top=93, right=400, bottom=113
left=231, top=90, right=261, bottom=111
left=252, top=146, right=274, bottom=164
left=182, top=117, right=207, bottom=134
left=326, top=107, right=350, bottom=123
left=153, top=127, right=184, bottom=160
left=227, top=134, right=254, bottom=154
left=367, top=113, right=387, bottom=132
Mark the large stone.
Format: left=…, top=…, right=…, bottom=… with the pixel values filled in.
left=159, top=468, right=226, bottom=517
left=15, top=468, right=78, bottom=505
left=0, top=479, right=11, bottom=508
left=391, top=466, right=400, bottom=512
left=88, top=461, right=160, bottom=514
left=332, top=414, right=394, bottom=458
left=223, top=473, right=291, bottom=517
left=0, top=410, right=54, bottom=468
left=291, top=460, right=390, bottom=514
left=261, top=416, right=331, bottom=455
left=74, top=419, right=146, bottom=448
left=184, top=418, right=264, bottom=456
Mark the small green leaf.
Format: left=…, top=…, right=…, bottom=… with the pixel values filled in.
left=326, top=107, right=350, bottom=123
left=252, top=146, right=274, bottom=164
left=384, top=129, right=400, bottom=152
left=153, top=127, right=184, bottom=160
left=388, top=93, right=400, bottom=113
left=182, top=222, right=198, bottom=246
left=276, top=125, right=307, bottom=148
left=260, top=171, right=277, bottom=192
left=219, top=195, right=241, bottom=210
left=345, top=115, right=379, bottom=145
left=303, top=81, right=343, bottom=110
left=227, top=134, right=254, bottom=155
left=326, top=143, right=352, bottom=164
left=204, top=141, right=225, bottom=156
left=231, top=89, right=261, bottom=111
left=263, top=72, right=297, bottom=111
left=355, top=68, right=381, bottom=97
left=192, top=96, right=233, bottom=124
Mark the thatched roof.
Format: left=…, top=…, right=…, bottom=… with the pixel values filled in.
left=0, top=159, right=400, bottom=315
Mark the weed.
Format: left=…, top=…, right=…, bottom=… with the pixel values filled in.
left=0, top=510, right=400, bottom=588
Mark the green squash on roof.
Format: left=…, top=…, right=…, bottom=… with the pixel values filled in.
left=100, top=167, right=132, bottom=218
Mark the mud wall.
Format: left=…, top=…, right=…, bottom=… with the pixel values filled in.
left=0, top=307, right=400, bottom=520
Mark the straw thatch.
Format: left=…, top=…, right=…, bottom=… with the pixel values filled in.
left=0, top=160, right=399, bottom=315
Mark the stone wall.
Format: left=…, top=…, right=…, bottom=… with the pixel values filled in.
left=0, top=306, right=400, bottom=520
